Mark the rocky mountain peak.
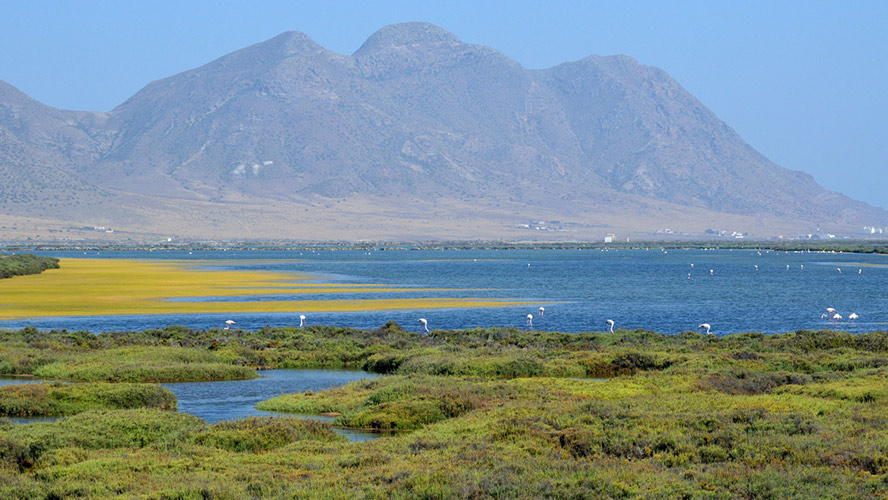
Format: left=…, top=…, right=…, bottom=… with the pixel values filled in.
left=264, top=30, right=326, bottom=57
left=1, top=26, right=885, bottom=240
left=353, top=22, right=463, bottom=56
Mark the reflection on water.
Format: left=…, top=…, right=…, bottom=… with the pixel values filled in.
left=0, top=378, right=58, bottom=424
left=0, top=377, right=44, bottom=387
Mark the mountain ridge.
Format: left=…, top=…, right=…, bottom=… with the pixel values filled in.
left=0, top=23, right=885, bottom=241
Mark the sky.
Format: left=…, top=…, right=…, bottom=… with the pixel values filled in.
left=1, top=0, right=886, bottom=210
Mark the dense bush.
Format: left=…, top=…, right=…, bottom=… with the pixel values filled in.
left=0, top=382, right=176, bottom=417
left=263, top=375, right=484, bottom=431
left=0, top=343, right=257, bottom=382
left=0, top=254, right=59, bottom=279
left=700, top=370, right=811, bottom=395
left=33, top=360, right=255, bottom=382
left=3, top=326, right=888, bottom=497
left=193, top=416, right=343, bottom=452
left=1, top=409, right=204, bottom=467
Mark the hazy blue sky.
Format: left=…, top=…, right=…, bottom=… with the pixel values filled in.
left=1, top=0, right=885, bottom=209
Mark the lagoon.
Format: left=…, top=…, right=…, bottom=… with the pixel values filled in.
left=2, top=371, right=382, bottom=440
left=162, top=369, right=381, bottom=441
left=2, top=248, right=886, bottom=334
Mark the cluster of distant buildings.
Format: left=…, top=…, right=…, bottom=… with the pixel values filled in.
left=514, top=220, right=582, bottom=233
left=796, top=227, right=886, bottom=239
left=796, top=233, right=838, bottom=240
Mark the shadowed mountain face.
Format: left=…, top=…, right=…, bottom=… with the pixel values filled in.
left=0, top=23, right=884, bottom=240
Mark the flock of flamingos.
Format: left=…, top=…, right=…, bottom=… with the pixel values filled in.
left=217, top=257, right=864, bottom=337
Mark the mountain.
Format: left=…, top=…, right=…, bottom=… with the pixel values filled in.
left=1, top=23, right=885, bottom=241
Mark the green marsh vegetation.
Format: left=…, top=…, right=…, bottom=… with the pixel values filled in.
left=0, top=254, right=59, bottom=279
left=0, top=329, right=257, bottom=382
left=3, top=325, right=888, bottom=497
left=0, top=382, right=175, bottom=417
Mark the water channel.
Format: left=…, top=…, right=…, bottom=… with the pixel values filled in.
left=1, top=369, right=383, bottom=441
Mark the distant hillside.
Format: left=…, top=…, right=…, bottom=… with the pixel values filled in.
left=1, top=23, right=885, bottom=241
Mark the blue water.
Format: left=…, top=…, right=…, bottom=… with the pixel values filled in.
left=1, top=371, right=383, bottom=440
left=2, top=248, right=886, bottom=335
left=162, top=369, right=382, bottom=441
left=0, top=377, right=45, bottom=387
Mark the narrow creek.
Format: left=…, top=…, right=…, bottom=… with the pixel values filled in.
left=161, top=369, right=382, bottom=441
left=1, top=370, right=383, bottom=441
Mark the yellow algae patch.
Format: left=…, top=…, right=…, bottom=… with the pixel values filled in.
left=0, top=258, right=532, bottom=319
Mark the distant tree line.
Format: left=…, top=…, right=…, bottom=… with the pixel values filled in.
left=0, top=254, right=59, bottom=279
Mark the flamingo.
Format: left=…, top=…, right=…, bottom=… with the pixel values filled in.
left=539, top=306, right=545, bottom=317
left=526, top=314, right=533, bottom=328
left=754, top=265, right=758, bottom=271
left=224, top=320, right=235, bottom=330
left=820, top=313, right=828, bottom=320
left=826, top=307, right=836, bottom=317
left=800, top=265, right=804, bottom=270
left=832, top=313, right=842, bottom=325
left=299, top=314, right=306, bottom=328
left=418, top=318, right=429, bottom=334
left=859, top=269, right=862, bottom=275
left=605, top=319, right=615, bottom=333
left=698, top=323, right=712, bottom=335
left=849, top=313, right=859, bottom=324
left=687, top=273, right=691, bottom=280
left=786, top=265, right=790, bottom=270
left=836, top=267, right=842, bottom=273
left=710, top=269, right=714, bottom=276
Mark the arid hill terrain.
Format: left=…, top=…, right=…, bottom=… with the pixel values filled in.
left=1, top=23, right=884, bottom=241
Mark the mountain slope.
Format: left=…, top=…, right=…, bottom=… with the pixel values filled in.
left=0, top=81, right=113, bottom=217
left=0, top=23, right=885, bottom=240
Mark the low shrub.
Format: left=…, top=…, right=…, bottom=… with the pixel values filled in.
left=338, top=399, right=445, bottom=430
left=193, top=416, right=343, bottom=452
left=362, top=352, right=412, bottom=374
left=33, top=362, right=256, bottom=382
left=0, top=382, right=176, bottom=417
left=3, top=409, right=205, bottom=467
left=701, top=371, right=811, bottom=395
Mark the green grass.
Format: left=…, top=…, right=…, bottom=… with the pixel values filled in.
left=2, top=326, right=888, bottom=498
left=193, top=416, right=345, bottom=452
left=0, top=341, right=257, bottom=382
left=0, top=382, right=175, bottom=417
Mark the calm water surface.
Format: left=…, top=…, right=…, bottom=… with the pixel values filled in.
left=1, top=371, right=382, bottom=440
left=2, top=248, right=886, bottom=335
left=162, top=369, right=381, bottom=441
